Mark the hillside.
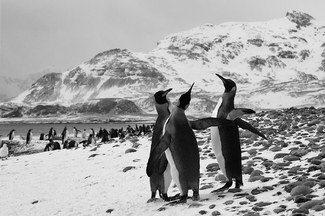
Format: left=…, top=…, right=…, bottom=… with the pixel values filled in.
left=1, top=10, right=325, bottom=119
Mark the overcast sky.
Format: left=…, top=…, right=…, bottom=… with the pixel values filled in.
left=1, top=0, right=325, bottom=78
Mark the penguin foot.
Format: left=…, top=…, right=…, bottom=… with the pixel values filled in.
left=211, top=182, right=232, bottom=193
left=159, top=193, right=170, bottom=201
left=164, top=195, right=187, bottom=206
left=168, top=193, right=181, bottom=201
left=192, top=189, right=200, bottom=201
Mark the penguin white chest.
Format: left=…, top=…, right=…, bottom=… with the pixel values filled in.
left=165, top=148, right=182, bottom=193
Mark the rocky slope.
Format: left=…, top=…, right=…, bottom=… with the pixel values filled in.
left=2, top=10, right=325, bottom=119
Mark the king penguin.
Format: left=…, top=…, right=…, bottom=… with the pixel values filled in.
left=147, top=88, right=173, bottom=202
left=8, top=129, right=15, bottom=141
left=210, top=73, right=266, bottom=192
left=147, top=83, right=200, bottom=204
left=61, top=126, right=69, bottom=145
left=26, top=129, right=33, bottom=145
left=0, top=143, right=9, bottom=160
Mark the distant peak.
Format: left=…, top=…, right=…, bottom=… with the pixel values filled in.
left=286, top=10, right=315, bottom=28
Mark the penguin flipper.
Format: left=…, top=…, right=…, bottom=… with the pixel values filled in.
left=234, top=118, right=267, bottom=140
left=158, top=153, right=169, bottom=174
left=146, top=133, right=171, bottom=177
left=189, top=118, right=236, bottom=130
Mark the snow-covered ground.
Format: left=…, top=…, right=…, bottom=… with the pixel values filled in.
left=1, top=107, right=325, bottom=216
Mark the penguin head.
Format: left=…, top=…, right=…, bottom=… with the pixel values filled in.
left=177, top=83, right=194, bottom=110
left=216, top=74, right=236, bottom=93
left=154, top=88, right=173, bottom=104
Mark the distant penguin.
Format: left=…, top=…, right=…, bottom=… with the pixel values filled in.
left=26, top=129, right=33, bottom=145
left=82, top=129, right=87, bottom=139
left=147, top=88, right=173, bottom=202
left=90, top=128, right=96, bottom=143
left=61, top=127, right=69, bottom=144
left=101, top=129, right=109, bottom=142
left=48, top=127, right=55, bottom=140
left=0, top=135, right=3, bottom=148
left=44, top=140, right=61, bottom=151
left=0, top=143, right=9, bottom=160
left=40, top=133, right=45, bottom=140
left=210, top=74, right=266, bottom=192
left=73, top=127, right=81, bottom=138
left=8, top=129, right=15, bottom=141
left=98, top=127, right=103, bottom=139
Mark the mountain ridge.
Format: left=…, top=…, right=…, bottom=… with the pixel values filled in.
left=1, top=10, right=325, bottom=119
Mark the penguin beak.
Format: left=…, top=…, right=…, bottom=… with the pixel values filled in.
left=178, top=83, right=195, bottom=110
left=162, top=88, right=173, bottom=97
left=215, top=73, right=227, bottom=86
left=215, top=73, right=236, bottom=92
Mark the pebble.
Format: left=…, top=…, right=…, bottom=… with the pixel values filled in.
left=299, top=199, right=324, bottom=209
left=122, top=166, right=135, bottom=172
left=211, top=210, right=221, bottom=216
left=283, top=155, right=300, bottom=161
left=206, top=163, right=220, bottom=172
left=290, top=185, right=313, bottom=196
left=125, top=148, right=137, bottom=154
left=273, top=153, right=288, bottom=159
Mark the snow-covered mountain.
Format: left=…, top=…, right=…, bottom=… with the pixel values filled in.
left=2, top=10, right=325, bottom=118
left=0, top=69, right=52, bottom=102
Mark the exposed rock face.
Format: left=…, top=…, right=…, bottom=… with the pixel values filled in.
left=286, top=10, right=315, bottom=28
left=1, top=11, right=325, bottom=118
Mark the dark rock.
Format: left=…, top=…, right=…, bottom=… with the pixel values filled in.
left=209, top=204, right=216, bottom=209
left=283, top=155, right=300, bottom=161
left=284, top=181, right=303, bottom=193
left=122, top=166, right=135, bottom=172
left=243, top=166, right=254, bottom=174
left=206, top=163, right=220, bottom=172
left=250, top=169, right=263, bottom=177
left=106, top=209, right=114, bottom=213
left=211, top=210, right=221, bottom=216
left=312, top=204, right=325, bottom=211
left=294, top=195, right=311, bottom=203
left=125, top=148, right=137, bottom=154
left=288, top=166, right=301, bottom=174
left=300, top=199, right=324, bottom=210
left=254, top=201, right=272, bottom=207
left=290, top=185, right=313, bottom=196
left=273, top=153, right=288, bottom=159
left=273, top=207, right=285, bottom=214
left=319, top=180, right=325, bottom=188
left=292, top=208, right=309, bottom=214
left=198, top=210, right=207, bottom=215
left=251, top=187, right=268, bottom=195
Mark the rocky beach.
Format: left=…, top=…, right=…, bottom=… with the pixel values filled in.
left=1, top=107, right=325, bottom=215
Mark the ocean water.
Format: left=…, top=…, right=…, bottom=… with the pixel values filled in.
left=0, top=122, right=153, bottom=139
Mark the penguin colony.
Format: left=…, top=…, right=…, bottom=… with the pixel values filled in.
left=147, top=74, right=267, bottom=205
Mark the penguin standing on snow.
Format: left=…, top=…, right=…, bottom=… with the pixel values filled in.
left=210, top=74, right=267, bottom=192
left=26, top=129, right=33, bottom=145
left=147, top=84, right=200, bottom=204
left=0, top=143, right=9, bottom=160
left=73, top=127, right=81, bottom=138
left=147, top=84, right=237, bottom=204
left=8, top=129, right=15, bottom=141
left=61, top=126, right=69, bottom=145
left=147, top=88, right=173, bottom=202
